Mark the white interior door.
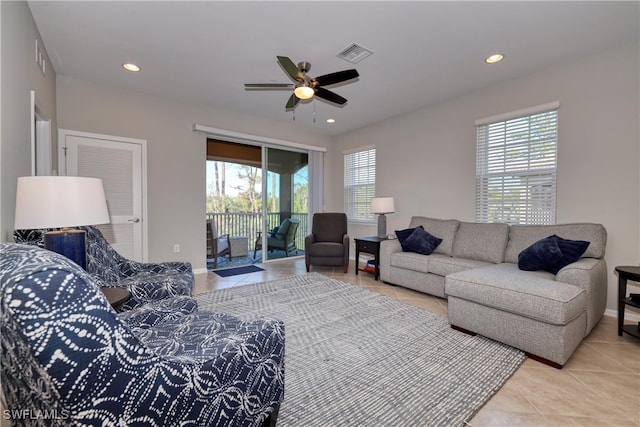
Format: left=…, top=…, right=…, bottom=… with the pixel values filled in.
left=59, top=129, right=147, bottom=261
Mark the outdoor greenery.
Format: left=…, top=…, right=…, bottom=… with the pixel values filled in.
left=206, top=161, right=308, bottom=215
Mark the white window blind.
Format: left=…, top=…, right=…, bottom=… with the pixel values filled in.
left=476, top=106, right=558, bottom=225
left=344, top=147, right=376, bottom=222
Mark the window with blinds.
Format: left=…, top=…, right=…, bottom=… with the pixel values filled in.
left=344, top=147, right=376, bottom=222
left=476, top=106, right=558, bottom=225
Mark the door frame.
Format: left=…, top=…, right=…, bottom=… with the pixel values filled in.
left=197, top=124, right=325, bottom=264
left=58, top=129, right=149, bottom=261
left=30, top=90, right=52, bottom=176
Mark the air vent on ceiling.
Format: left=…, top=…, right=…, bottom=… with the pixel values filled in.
left=336, top=43, right=373, bottom=64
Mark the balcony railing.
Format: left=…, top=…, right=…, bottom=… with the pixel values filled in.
left=205, top=212, right=308, bottom=255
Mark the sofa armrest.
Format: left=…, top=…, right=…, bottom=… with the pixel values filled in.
left=120, top=259, right=193, bottom=276
left=555, top=258, right=607, bottom=335
left=380, top=239, right=402, bottom=282
left=118, top=295, right=199, bottom=329
left=305, top=233, right=316, bottom=243
left=118, top=271, right=195, bottom=310
left=343, top=234, right=350, bottom=265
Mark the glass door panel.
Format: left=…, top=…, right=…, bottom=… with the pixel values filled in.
left=264, top=147, right=308, bottom=261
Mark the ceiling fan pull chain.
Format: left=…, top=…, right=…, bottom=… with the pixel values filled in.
left=313, top=99, right=316, bottom=123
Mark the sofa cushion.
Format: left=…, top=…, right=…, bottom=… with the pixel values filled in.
left=445, top=263, right=586, bottom=325
left=402, top=227, right=442, bottom=255
left=452, top=222, right=509, bottom=264
left=408, top=217, right=459, bottom=256
left=309, top=242, right=346, bottom=257
left=505, top=223, right=606, bottom=263
left=390, top=252, right=430, bottom=274
left=518, top=235, right=564, bottom=272
left=428, top=255, right=493, bottom=277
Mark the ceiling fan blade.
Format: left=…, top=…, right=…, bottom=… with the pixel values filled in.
left=313, top=69, right=359, bottom=86
left=244, top=83, right=294, bottom=89
left=315, top=87, right=347, bottom=105
left=285, top=93, right=300, bottom=110
left=277, top=56, right=304, bottom=82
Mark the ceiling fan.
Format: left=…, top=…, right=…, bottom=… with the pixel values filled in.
left=244, top=56, right=359, bottom=110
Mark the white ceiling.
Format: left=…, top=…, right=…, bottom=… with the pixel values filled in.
left=28, top=1, right=639, bottom=137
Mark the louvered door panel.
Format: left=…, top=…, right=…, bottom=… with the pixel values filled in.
left=60, top=131, right=144, bottom=261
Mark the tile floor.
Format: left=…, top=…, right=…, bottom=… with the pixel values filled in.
left=195, top=257, right=640, bottom=427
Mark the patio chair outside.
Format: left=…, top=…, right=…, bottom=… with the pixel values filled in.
left=207, top=219, right=231, bottom=268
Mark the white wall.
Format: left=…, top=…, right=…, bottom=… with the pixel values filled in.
left=1, top=1, right=57, bottom=242
left=330, top=42, right=640, bottom=313
left=2, top=2, right=637, bottom=312
left=56, top=76, right=331, bottom=270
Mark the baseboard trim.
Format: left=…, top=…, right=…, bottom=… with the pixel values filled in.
left=604, top=308, right=640, bottom=321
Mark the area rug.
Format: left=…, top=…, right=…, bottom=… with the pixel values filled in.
left=194, top=273, right=526, bottom=426
left=213, top=265, right=264, bottom=277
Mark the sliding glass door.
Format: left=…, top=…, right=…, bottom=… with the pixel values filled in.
left=205, top=137, right=317, bottom=268
left=264, top=147, right=308, bottom=261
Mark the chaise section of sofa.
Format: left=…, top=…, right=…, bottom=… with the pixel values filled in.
left=446, top=264, right=589, bottom=367
left=379, top=217, right=607, bottom=367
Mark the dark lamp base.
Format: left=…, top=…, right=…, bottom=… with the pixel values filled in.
left=44, top=230, right=87, bottom=269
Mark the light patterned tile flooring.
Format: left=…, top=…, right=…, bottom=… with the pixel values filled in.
left=195, top=258, right=640, bottom=427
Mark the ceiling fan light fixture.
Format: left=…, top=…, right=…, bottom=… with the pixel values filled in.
left=122, top=63, right=141, bottom=72
left=485, top=53, right=504, bottom=64
left=294, top=84, right=314, bottom=100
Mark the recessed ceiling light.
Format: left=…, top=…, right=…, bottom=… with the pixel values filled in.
left=485, top=54, right=504, bottom=64
left=122, top=63, right=141, bottom=72
left=326, top=118, right=336, bottom=123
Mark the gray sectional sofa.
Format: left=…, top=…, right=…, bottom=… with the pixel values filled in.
left=379, top=216, right=608, bottom=367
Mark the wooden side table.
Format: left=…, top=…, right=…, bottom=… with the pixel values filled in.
left=615, top=265, right=640, bottom=338
left=354, top=236, right=389, bottom=280
left=101, top=287, right=131, bottom=311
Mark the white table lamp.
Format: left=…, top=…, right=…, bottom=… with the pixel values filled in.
left=371, top=197, right=395, bottom=238
left=14, top=176, right=110, bottom=269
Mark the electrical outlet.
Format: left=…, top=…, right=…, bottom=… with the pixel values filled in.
left=173, top=244, right=180, bottom=253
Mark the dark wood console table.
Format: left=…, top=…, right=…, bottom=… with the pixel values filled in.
left=354, top=236, right=389, bottom=280
left=615, top=265, right=640, bottom=338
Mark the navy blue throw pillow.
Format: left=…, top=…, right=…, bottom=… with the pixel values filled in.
left=546, top=235, right=590, bottom=274
left=402, top=227, right=442, bottom=255
left=396, top=226, right=422, bottom=250
left=518, top=236, right=563, bottom=272
left=518, top=235, right=590, bottom=274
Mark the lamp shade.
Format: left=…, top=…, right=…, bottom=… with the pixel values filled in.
left=371, top=197, right=395, bottom=214
left=14, top=176, right=110, bottom=229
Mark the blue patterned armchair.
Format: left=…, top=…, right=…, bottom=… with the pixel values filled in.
left=13, top=225, right=194, bottom=310
left=0, top=243, right=285, bottom=426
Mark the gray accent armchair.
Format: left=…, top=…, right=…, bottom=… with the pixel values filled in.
left=305, top=213, right=349, bottom=273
